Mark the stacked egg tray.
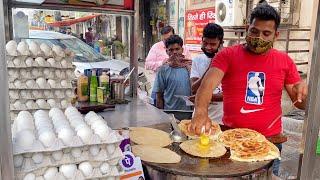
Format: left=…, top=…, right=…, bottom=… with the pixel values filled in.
left=6, top=40, right=76, bottom=122
left=12, top=107, right=124, bottom=180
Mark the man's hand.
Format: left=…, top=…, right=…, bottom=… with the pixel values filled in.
left=189, top=113, right=212, bottom=135
left=167, top=54, right=192, bottom=68
left=292, top=81, right=308, bottom=103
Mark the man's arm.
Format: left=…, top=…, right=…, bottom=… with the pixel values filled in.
left=156, top=92, right=164, bottom=109
left=285, top=81, right=308, bottom=110
left=190, top=67, right=225, bottom=135
left=191, top=77, right=223, bottom=101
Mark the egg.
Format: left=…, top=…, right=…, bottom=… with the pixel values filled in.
left=66, top=70, right=74, bottom=78
left=32, top=152, right=44, bottom=164
left=44, top=167, right=58, bottom=180
left=32, top=90, right=42, bottom=98
left=8, top=69, right=19, bottom=78
left=39, top=131, right=56, bottom=147
left=47, top=79, right=56, bottom=88
left=43, top=90, right=52, bottom=98
left=9, top=90, right=19, bottom=99
left=61, top=59, right=68, bottom=68
left=65, top=90, right=74, bottom=98
left=13, top=100, right=24, bottom=109
left=36, top=176, right=45, bottom=180
left=26, top=100, right=38, bottom=109
left=23, top=173, right=36, bottom=180
left=29, top=41, right=41, bottom=56
left=36, top=77, right=47, bottom=88
left=25, top=57, right=34, bottom=67
left=40, top=43, right=52, bottom=57
left=99, top=162, right=110, bottom=175
left=13, top=57, right=21, bottom=66
left=16, top=130, right=35, bottom=148
left=106, top=144, right=116, bottom=155
left=13, top=155, right=24, bottom=167
left=65, top=106, right=78, bottom=116
left=49, top=108, right=62, bottom=118
left=60, top=71, right=66, bottom=79
left=51, top=151, right=63, bottom=161
left=58, top=128, right=74, bottom=145
left=36, top=99, right=49, bottom=109
left=6, top=40, right=18, bottom=56
left=79, top=162, right=93, bottom=177
left=61, top=80, right=69, bottom=88
left=47, top=99, right=57, bottom=108
left=60, top=100, right=70, bottom=109
left=71, top=148, right=82, bottom=158
left=26, top=80, right=37, bottom=88
left=89, top=145, right=100, bottom=156
left=60, top=164, right=77, bottom=179
left=32, top=69, right=41, bottom=77
left=17, top=41, right=30, bottom=56
left=47, top=58, right=56, bottom=67
left=54, top=90, right=63, bottom=98
left=14, top=80, right=22, bottom=88
left=20, top=69, right=30, bottom=78
left=43, top=68, right=51, bottom=77
left=94, top=127, right=109, bottom=141
left=52, top=45, right=65, bottom=57
left=77, top=127, right=92, bottom=144
left=55, top=70, right=61, bottom=78
left=35, top=57, right=46, bottom=66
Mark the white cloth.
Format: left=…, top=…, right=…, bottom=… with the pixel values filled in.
left=191, top=54, right=223, bottom=122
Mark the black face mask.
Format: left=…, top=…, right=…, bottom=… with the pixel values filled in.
left=201, top=47, right=218, bottom=58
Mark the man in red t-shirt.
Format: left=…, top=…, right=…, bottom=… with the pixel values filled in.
left=190, top=4, right=308, bottom=176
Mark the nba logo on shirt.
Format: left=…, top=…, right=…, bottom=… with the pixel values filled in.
left=245, top=72, right=266, bottom=105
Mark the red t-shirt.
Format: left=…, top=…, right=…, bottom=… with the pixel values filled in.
left=211, top=44, right=301, bottom=137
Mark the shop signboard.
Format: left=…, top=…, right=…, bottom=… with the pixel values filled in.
left=42, top=0, right=134, bottom=10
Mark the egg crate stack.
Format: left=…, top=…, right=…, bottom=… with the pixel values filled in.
left=12, top=107, right=124, bottom=180
left=5, top=40, right=76, bottom=121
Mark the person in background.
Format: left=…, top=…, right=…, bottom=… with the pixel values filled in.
left=190, top=4, right=308, bottom=177
left=190, top=23, right=224, bottom=123
left=85, top=27, right=94, bottom=47
left=145, top=25, right=191, bottom=104
left=80, top=33, right=86, bottom=42
left=152, top=35, right=192, bottom=111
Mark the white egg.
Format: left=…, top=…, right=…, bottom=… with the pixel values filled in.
left=61, top=59, right=68, bottom=68
left=34, top=57, right=45, bottom=67
left=13, top=57, right=21, bottom=66
left=89, top=145, right=100, bottom=156
left=47, top=79, right=56, bottom=88
left=36, top=99, right=49, bottom=109
left=55, top=70, right=61, bottom=78
left=32, top=69, right=41, bottom=77
left=14, top=80, right=22, bottom=88
left=52, top=45, right=65, bottom=57
left=44, top=167, right=58, bottom=180
left=60, top=100, right=70, bottom=109
left=60, top=71, right=66, bottom=79
left=13, top=100, right=23, bottom=109
left=43, top=68, right=51, bottom=77
left=43, top=90, right=52, bottom=98
left=23, top=173, right=36, bottom=180
left=39, top=131, right=56, bottom=147
left=36, top=176, right=45, bottom=180
left=99, top=162, right=110, bottom=175
left=61, top=80, right=69, bottom=88
left=49, top=108, right=62, bottom=118
left=66, top=70, right=74, bottom=78
left=17, top=41, right=30, bottom=56
left=8, top=69, right=19, bottom=78
left=26, top=100, right=38, bottom=109
left=25, top=57, right=34, bottom=67
left=77, top=127, right=92, bottom=144
left=54, top=90, right=63, bottom=97
left=21, top=90, right=30, bottom=98
left=40, top=43, right=52, bottom=57
left=71, top=148, right=82, bottom=158
left=47, top=99, right=57, bottom=108
left=65, top=90, right=74, bottom=98
left=6, top=40, right=18, bottom=56
left=106, top=144, right=116, bottom=155
left=32, top=90, right=42, bottom=98
left=16, top=130, right=35, bottom=148
left=94, top=128, right=109, bottom=141
left=13, top=155, right=24, bottom=167
left=47, top=58, right=56, bottom=67
left=65, top=106, right=78, bottom=116
left=32, top=152, right=44, bottom=164
left=9, top=90, right=19, bottom=99
left=26, top=80, right=37, bottom=88
left=29, top=41, right=41, bottom=56
left=36, top=77, right=47, bottom=88
left=79, top=162, right=93, bottom=177
left=51, top=151, right=63, bottom=161
left=20, top=69, right=31, bottom=78
left=60, top=164, right=77, bottom=179
left=58, top=128, right=74, bottom=145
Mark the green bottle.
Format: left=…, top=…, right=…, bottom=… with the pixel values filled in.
left=90, top=70, right=98, bottom=102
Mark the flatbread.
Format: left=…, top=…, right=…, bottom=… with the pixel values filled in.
left=218, top=128, right=266, bottom=147
left=132, top=145, right=181, bottom=163
left=230, top=139, right=280, bottom=162
left=129, top=127, right=172, bottom=147
left=180, top=139, right=227, bottom=158
left=178, top=120, right=222, bottom=140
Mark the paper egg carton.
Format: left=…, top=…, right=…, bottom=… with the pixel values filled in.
left=15, top=161, right=124, bottom=180
left=14, top=144, right=124, bottom=173
left=7, top=56, right=74, bottom=69
left=8, top=68, right=75, bottom=82
left=12, top=109, right=124, bottom=155
left=9, top=89, right=75, bottom=100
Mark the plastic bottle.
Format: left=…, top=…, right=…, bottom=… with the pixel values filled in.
left=77, top=74, right=89, bottom=102
left=89, top=70, right=98, bottom=102
left=99, top=72, right=110, bottom=98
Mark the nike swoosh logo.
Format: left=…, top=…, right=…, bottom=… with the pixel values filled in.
left=240, top=107, right=264, bottom=114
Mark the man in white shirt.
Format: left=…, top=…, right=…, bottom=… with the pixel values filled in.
left=190, top=23, right=224, bottom=123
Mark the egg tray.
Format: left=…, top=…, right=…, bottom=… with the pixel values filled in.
left=6, top=53, right=73, bottom=61
left=8, top=71, right=75, bottom=83
left=9, top=94, right=73, bottom=102
left=8, top=84, right=74, bottom=90
left=7, top=59, right=74, bottom=69
left=8, top=67, right=75, bottom=79
left=15, top=161, right=124, bottom=180
left=12, top=129, right=123, bottom=155
left=9, top=89, right=75, bottom=100
left=14, top=144, right=123, bottom=173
